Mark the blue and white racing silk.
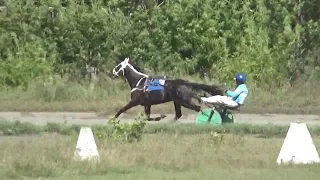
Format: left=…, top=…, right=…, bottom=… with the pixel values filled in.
left=226, top=84, right=248, bottom=105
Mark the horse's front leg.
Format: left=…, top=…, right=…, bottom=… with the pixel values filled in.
left=144, top=105, right=166, bottom=121
left=114, top=98, right=140, bottom=118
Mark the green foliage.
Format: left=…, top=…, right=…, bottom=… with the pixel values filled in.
left=0, top=120, right=42, bottom=135
left=2, top=119, right=320, bottom=138
left=0, top=0, right=319, bottom=88
left=108, top=113, right=147, bottom=143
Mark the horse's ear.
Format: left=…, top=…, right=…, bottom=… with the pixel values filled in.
left=121, top=57, right=130, bottom=64
left=128, top=58, right=137, bottom=66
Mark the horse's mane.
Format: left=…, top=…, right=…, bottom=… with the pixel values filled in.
left=128, top=58, right=144, bottom=73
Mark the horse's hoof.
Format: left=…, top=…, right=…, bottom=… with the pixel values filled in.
left=160, top=114, right=167, bottom=119
left=174, top=117, right=180, bottom=121
left=154, top=117, right=162, bottom=121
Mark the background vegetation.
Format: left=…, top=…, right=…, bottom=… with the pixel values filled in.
left=0, top=0, right=319, bottom=113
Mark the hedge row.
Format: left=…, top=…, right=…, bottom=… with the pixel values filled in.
left=0, top=0, right=319, bottom=88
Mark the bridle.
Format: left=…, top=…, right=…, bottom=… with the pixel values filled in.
left=112, top=58, right=149, bottom=92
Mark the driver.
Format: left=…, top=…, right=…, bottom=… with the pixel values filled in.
left=200, top=73, right=248, bottom=109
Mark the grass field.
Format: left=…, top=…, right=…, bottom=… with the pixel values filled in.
left=0, top=133, right=319, bottom=180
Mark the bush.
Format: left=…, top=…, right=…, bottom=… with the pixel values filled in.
left=108, top=113, right=147, bottom=143
left=0, top=0, right=319, bottom=88
left=0, top=120, right=42, bottom=135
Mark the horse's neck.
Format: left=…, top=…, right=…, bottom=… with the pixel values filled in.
left=125, top=70, right=147, bottom=89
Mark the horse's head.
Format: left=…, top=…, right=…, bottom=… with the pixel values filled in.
left=112, top=57, right=130, bottom=77
left=112, top=57, right=148, bottom=78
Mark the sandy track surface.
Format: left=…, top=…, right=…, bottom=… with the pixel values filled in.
left=0, top=112, right=319, bottom=126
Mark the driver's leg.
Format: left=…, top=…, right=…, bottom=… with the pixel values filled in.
left=220, top=96, right=239, bottom=108
left=201, top=95, right=238, bottom=108
left=201, top=95, right=223, bottom=104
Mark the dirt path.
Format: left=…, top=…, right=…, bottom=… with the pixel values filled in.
left=0, top=112, right=319, bottom=126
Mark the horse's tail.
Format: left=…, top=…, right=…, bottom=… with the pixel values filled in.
left=182, top=82, right=224, bottom=96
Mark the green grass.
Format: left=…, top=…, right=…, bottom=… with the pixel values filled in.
left=0, top=75, right=319, bottom=114
left=1, top=119, right=320, bottom=138
left=1, top=133, right=320, bottom=180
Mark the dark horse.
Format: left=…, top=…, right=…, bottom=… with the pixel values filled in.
left=112, top=57, right=224, bottom=121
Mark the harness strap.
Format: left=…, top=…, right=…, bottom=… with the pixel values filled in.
left=131, top=87, right=144, bottom=92
left=130, top=77, right=147, bottom=92
left=135, top=77, right=146, bottom=88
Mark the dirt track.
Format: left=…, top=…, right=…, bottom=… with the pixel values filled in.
left=0, top=112, right=319, bottom=126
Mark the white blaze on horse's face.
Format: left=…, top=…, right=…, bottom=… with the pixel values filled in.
left=112, top=58, right=130, bottom=77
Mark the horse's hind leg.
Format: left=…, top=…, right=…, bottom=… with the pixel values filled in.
left=179, top=92, right=202, bottom=112
left=192, top=94, right=202, bottom=103
left=173, top=99, right=201, bottom=113
left=173, top=102, right=182, bottom=120
left=183, top=101, right=201, bottom=112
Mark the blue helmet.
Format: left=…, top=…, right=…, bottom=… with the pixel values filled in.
left=235, top=73, right=246, bottom=83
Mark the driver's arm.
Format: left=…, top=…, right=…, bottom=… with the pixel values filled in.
left=226, top=87, right=242, bottom=98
